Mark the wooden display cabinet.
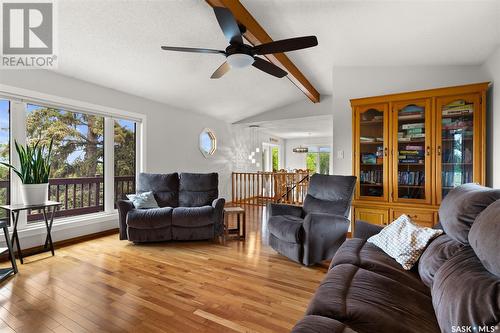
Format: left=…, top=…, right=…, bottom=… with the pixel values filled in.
left=351, top=82, right=489, bottom=228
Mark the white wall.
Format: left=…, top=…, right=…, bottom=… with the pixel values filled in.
left=331, top=65, right=489, bottom=175
left=0, top=70, right=235, bottom=248
left=235, top=95, right=333, bottom=124
left=285, top=137, right=333, bottom=171
left=481, top=46, right=500, bottom=188
left=230, top=124, right=284, bottom=172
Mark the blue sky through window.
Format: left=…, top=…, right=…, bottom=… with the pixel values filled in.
left=0, top=100, right=9, bottom=147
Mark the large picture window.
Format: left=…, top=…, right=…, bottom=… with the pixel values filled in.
left=114, top=119, right=136, bottom=204
left=26, top=104, right=104, bottom=221
left=0, top=100, right=9, bottom=224
left=306, top=146, right=330, bottom=175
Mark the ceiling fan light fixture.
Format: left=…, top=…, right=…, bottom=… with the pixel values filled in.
left=227, top=53, right=254, bottom=69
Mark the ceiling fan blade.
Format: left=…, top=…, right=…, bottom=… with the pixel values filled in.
left=252, top=36, right=318, bottom=55
left=161, top=46, right=225, bottom=55
left=252, top=57, right=287, bottom=78
left=213, top=7, right=243, bottom=44
left=211, top=62, right=231, bottom=79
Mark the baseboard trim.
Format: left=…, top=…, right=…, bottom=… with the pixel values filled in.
left=0, top=228, right=119, bottom=262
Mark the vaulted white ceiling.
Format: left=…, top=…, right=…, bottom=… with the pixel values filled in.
left=52, top=0, right=500, bottom=123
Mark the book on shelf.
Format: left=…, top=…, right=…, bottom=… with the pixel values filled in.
left=399, top=150, right=423, bottom=155
left=399, top=114, right=423, bottom=120
left=398, top=171, right=425, bottom=186
left=408, top=133, right=425, bottom=138
left=376, top=137, right=384, bottom=142
left=399, top=159, right=423, bottom=164
left=442, top=108, right=473, bottom=117
left=442, top=171, right=472, bottom=187
left=402, top=123, right=424, bottom=130
left=360, top=136, right=375, bottom=142
left=405, top=145, right=424, bottom=151
left=407, top=128, right=423, bottom=135
left=362, top=153, right=377, bottom=164
left=398, top=137, right=411, bottom=142
left=360, top=170, right=383, bottom=184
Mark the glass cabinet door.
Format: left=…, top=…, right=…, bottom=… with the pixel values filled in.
left=392, top=100, right=432, bottom=204
left=355, top=104, right=388, bottom=201
left=436, top=94, right=481, bottom=203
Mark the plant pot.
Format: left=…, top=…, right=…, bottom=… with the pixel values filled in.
left=21, top=183, right=49, bottom=205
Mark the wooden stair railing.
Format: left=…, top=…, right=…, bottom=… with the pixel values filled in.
left=231, top=171, right=310, bottom=206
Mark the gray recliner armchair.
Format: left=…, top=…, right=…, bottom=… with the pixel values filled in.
left=267, top=174, right=356, bottom=266
left=117, top=172, right=225, bottom=243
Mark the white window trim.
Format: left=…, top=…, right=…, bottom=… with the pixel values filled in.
left=0, top=83, right=146, bottom=236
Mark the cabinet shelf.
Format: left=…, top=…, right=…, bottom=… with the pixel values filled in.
left=398, top=185, right=424, bottom=188
left=360, top=183, right=383, bottom=187
left=442, top=163, right=473, bottom=166
left=360, top=120, right=383, bottom=125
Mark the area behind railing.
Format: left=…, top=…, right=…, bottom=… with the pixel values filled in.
left=0, top=176, right=135, bottom=222
left=232, top=171, right=310, bottom=206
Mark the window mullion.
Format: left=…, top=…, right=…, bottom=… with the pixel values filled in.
left=104, top=117, right=114, bottom=213
left=10, top=100, right=27, bottom=229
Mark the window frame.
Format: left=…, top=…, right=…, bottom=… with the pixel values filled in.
left=305, top=145, right=331, bottom=175
left=0, top=85, right=146, bottom=232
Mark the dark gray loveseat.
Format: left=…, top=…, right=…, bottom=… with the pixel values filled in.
left=117, top=172, right=225, bottom=242
left=292, top=183, right=500, bottom=333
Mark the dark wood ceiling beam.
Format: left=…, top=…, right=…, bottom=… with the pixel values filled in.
left=205, top=0, right=320, bottom=103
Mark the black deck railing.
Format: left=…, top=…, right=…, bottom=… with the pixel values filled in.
left=0, top=176, right=135, bottom=222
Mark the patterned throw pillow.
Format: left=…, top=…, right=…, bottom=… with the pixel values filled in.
left=368, top=214, right=443, bottom=270
left=126, top=191, right=159, bottom=209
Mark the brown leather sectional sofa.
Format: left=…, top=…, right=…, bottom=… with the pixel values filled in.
left=292, top=184, right=500, bottom=333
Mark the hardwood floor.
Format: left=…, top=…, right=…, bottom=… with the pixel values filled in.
left=0, top=206, right=328, bottom=333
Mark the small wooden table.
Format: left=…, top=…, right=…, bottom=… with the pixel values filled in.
left=223, top=206, right=246, bottom=242
left=0, top=201, right=61, bottom=264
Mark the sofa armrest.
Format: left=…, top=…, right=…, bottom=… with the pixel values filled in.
left=302, top=213, right=350, bottom=266
left=353, top=220, right=384, bottom=240
left=212, top=198, right=226, bottom=236
left=117, top=200, right=135, bottom=240
left=267, top=203, right=303, bottom=218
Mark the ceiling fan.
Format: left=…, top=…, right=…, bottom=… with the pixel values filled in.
left=161, top=7, right=318, bottom=79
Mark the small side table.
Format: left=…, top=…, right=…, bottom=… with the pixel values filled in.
left=0, top=220, right=17, bottom=282
left=223, top=207, right=246, bottom=242
left=0, top=201, right=61, bottom=264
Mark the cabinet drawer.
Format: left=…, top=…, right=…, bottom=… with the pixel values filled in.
left=354, top=207, right=389, bottom=226
left=392, top=209, right=435, bottom=227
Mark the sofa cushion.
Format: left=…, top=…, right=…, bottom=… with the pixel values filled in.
left=432, top=247, right=500, bottom=331
left=126, top=207, right=173, bottom=229
left=127, top=226, right=171, bottom=242
left=367, top=215, right=442, bottom=270
left=469, top=199, right=500, bottom=276
left=305, top=263, right=440, bottom=333
left=179, top=173, right=218, bottom=207
left=438, top=184, right=500, bottom=244
left=172, top=206, right=214, bottom=227
left=137, top=173, right=179, bottom=208
left=303, top=175, right=356, bottom=218
left=268, top=215, right=304, bottom=243
left=331, top=238, right=429, bottom=295
left=292, top=315, right=358, bottom=333
left=126, top=191, right=159, bottom=209
left=418, top=234, right=464, bottom=288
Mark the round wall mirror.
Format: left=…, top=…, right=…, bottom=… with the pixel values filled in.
left=199, top=128, right=217, bottom=158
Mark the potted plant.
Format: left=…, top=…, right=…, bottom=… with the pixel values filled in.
left=1, top=139, right=53, bottom=205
